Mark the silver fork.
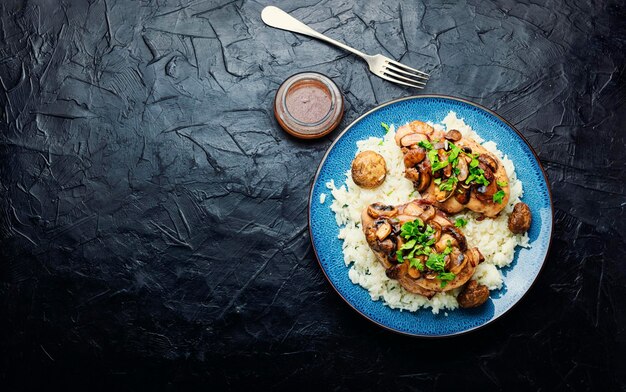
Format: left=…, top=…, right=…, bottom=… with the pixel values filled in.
left=261, top=6, right=429, bottom=89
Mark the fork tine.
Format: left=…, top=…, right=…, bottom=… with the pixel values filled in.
left=383, top=68, right=427, bottom=86
left=387, top=59, right=430, bottom=77
left=385, top=63, right=429, bottom=81
left=377, top=73, right=425, bottom=89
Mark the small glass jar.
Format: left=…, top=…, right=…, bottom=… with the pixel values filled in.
left=274, top=72, right=344, bottom=139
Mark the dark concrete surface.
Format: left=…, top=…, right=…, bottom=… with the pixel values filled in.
left=1, top=0, right=625, bottom=390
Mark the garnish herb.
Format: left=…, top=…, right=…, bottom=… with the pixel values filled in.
left=381, top=122, right=390, bottom=133
left=427, top=149, right=447, bottom=172
left=426, top=252, right=446, bottom=271
left=418, top=140, right=433, bottom=150
left=438, top=272, right=456, bottom=287
left=493, top=190, right=506, bottom=204
left=465, top=164, right=489, bottom=186
left=454, top=218, right=468, bottom=228
left=419, top=139, right=490, bottom=191
left=439, top=176, right=458, bottom=192
left=497, top=180, right=508, bottom=187
left=396, top=219, right=456, bottom=287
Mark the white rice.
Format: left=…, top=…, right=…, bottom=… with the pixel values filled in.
left=326, top=111, right=530, bottom=314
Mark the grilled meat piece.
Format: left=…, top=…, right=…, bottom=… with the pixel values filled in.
left=361, top=200, right=485, bottom=297
left=395, top=121, right=510, bottom=217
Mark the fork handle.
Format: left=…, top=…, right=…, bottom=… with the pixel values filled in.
left=261, top=6, right=369, bottom=59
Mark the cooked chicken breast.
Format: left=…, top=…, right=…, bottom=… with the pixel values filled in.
left=395, top=120, right=510, bottom=217
left=361, top=200, right=485, bottom=298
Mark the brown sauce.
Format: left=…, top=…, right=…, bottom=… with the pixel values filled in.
left=274, top=72, right=343, bottom=139
left=285, top=81, right=332, bottom=124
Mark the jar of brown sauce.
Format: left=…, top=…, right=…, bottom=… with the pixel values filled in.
left=274, top=72, right=344, bottom=139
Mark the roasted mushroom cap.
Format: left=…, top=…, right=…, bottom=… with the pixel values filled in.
left=508, top=202, right=532, bottom=233
left=457, top=280, right=490, bottom=308
left=351, top=150, right=387, bottom=189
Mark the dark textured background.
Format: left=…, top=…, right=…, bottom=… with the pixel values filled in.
left=1, top=0, right=625, bottom=390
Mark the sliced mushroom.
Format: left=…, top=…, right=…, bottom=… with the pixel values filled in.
left=474, top=164, right=498, bottom=201
left=442, top=226, right=467, bottom=252
left=436, top=181, right=457, bottom=203
left=401, top=133, right=428, bottom=147
left=378, top=238, right=395, bottom=254
left=375, top=221, right=392, bottom=240
left=405, top=167, right=420, bottom=183
left=431, top=140, right=446, bottom=150
left=478, top=154, right=498, bottom=172
left=475, top=180, right=498, bottom=201
left=430, top=213, right=452, bottom=228
left=394, top=128, right=414, bottom=145
left=403, top=147, right=426, bottom=167
left=408, top=121, right=435, bottom=135
left=448, top=251, right=467, bottom=275
left=467, top=248, right=484, bottom=267
left=394, top=214, right=420, bottom=225
left=367, top=203, right=398, bottom=218
left=435, top=233, right=458, bottom=253
left=407, top=265, right=421, bottom=278
left=416, top=163, right=432, bottom=192
left=427, top=221, right=442, bottom=244
left=457, top=156, right=469, bottom=181
left=416, top=249, right=478, bottom=292
left=437, top=149, right=452, bottom=177
left=394, top=121, right=434, bottom=145
left=444, top=129, right=462, bottom=142
left=418, top=204, right=436, bottom=222
left=403, top=202, right=424, bottom=216
left=454, top=183, right=471, bottom=205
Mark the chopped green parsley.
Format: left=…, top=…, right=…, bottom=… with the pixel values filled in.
left=493, top=190, right=506, bottom=204
left=396, top=219, right=456, bottom=287
left=454, top=218, right=468, bottom=228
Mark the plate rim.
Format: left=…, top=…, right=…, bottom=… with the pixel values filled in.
left=307, top=94, right=554, bottom=338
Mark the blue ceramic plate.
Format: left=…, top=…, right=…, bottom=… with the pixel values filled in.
left=309, top=95, right=553, bottom=337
